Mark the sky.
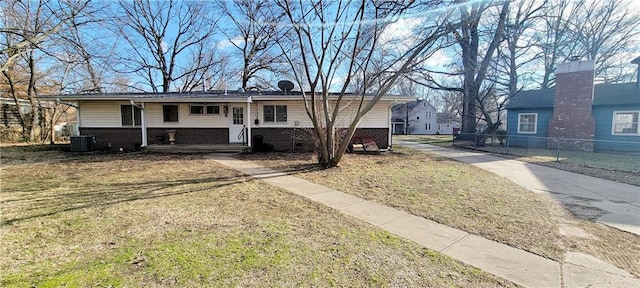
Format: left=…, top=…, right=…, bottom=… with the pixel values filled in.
left=12, top=0, right=638, bottom=94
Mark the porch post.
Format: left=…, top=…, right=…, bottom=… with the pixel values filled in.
left=141, top=102, right=147, bottom=147
left=388, top=101, right=394, bottom=149
left=246, top=96, right=252, bottom=147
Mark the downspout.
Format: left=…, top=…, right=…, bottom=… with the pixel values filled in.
left=246, top=96, right=252, bottom=147
left=130, top=100, right=147, bottom=147
left=387, top=98, right=399, bottom=151
left=56, top=98, right=80, bottom=136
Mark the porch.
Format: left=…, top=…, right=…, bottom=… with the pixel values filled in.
left=145, top=144, right=250, bottom=154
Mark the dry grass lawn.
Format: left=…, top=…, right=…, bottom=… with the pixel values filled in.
left=0, top=145, right=513, bottom=287
left=395, top=135, right=640, bottom=186
left=238, top=147, right=640, bottom=277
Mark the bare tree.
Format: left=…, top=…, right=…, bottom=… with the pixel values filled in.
left=454, top=0, right=509, bottom=135
left=533, top=0, right=578, bottom=88
left=275, top=0, right=451, bottom=167
left=568, top=0, right=640, bottom=83
left=216, top=0, right=287, bottom=91
left=115, top=0, right=220, bottom=92
left=1, top=0, right=90, bottom=141
left=51, top=3, right=110, bottom=94
left=414, top=1, right=509, bottom=136
left=1, top=1, right=88, bottom=73
left=495, top=0, right=545, bottom=98
left=535, top=0, right=639, bottom=87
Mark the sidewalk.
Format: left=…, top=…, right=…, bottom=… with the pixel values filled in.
left=207, top=153, right=640, bottom=288
left=394, top=140, right=640, bottom=236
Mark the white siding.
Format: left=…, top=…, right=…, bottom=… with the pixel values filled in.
left=145, top=103, right=228, bottom=128
left=78, top=100, right=392, bottom=129
left=253, top=100, right=391, bottom=129
left=78, top=101, right=126, bottom=127
left=408, top=103, right=438, bottom=134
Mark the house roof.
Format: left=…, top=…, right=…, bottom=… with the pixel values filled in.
left=505, top=82, right=640, bottom=109
left=391, top=100, right=432, bottom=113
left=38, top=90, right=413, bottom=103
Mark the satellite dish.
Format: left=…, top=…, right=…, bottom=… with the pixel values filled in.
left=278, top=80, right=295, bottom=93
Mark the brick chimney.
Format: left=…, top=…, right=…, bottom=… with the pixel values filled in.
left=547, top=60, right=596, bottom=151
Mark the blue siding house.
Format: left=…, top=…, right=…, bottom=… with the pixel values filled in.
left=505, top=58, right=640, bottom=153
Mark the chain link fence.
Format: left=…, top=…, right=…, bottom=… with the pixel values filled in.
left=451, top=133, right=640, bottom=174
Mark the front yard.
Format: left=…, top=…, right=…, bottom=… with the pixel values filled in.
left=238, top=147, right=640, bottom=277
left=0, top=145, right=511, bottom=287
left=395, top=135, right=640, bottom=186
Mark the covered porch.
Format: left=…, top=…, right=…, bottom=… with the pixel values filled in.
left=145, top=143, right=250, bottom=154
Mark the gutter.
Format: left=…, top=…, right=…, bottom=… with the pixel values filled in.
left=129, top=99, right=143, bottom=110
left=56, top=98, right=78, bottom=108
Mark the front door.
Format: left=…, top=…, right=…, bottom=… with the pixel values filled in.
left=229, top=105, right=245, bottom=143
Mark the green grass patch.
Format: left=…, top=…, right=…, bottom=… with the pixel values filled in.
left=1, top=146, right=514, bottom=287
left=239, top=146, right=640, bottom=277
left=396, top=134, right=640, bottom=186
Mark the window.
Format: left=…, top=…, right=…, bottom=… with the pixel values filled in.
left=190, top=105, right=204, bottom=115
left=121, top=105, right=141, bottom=126
left=612, top=111, right=639, bottom=135
left=426, top=123, right=431, bottom=130
left=517, top=113, right=537, bottom=134
left=206, top=105, right=220, bottom=115
left=263, top=105, right=287, bottom=123
left=427, top=111, right=432, bottom=119
left=190, top=105, right=220, bottom=115
left=163, top=105, right=179, bottom=122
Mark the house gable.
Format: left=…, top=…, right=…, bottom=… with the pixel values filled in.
left=391, top=100, right=438, bottom=134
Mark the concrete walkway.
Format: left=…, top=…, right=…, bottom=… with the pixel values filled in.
left=207, top=154, right=640, bottom=288
left=394, top=140, right=640, bottom=236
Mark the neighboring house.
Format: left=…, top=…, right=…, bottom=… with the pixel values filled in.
left=505, top=58, right=640, bottom=153
left=39, top=90, right=411, bottom=151
left=435, top=113, right=460, bottom=135
left=391, top=100, right=438, bottom=134
left=1, top=97, right=31, bottom=128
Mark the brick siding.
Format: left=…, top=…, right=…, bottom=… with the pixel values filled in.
left=80, top=127, right=389, bottom=152
left=80, top=127, right=228, bottom=151
left=251, top=127, right=389, bottom=151
left=147, top=128, right=228, bottom=145
left=547, top=65, right=596, bottom=151
left=80, top=128, right=142, bottom=151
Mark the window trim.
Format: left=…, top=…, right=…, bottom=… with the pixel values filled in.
left=163, top=104, right=179, bottom=123
left=189, top=104, right=221, bottom=116
left=189, top=104, right=205, bottom=115
left=206, top=105, right=220, bottom=115
left=120, top=104, right=142, bottom=127
left=263, top=104, right=288, bottom=123
left=517, top=113, right=537, bottom=134
left=611, top=110, right=640, bottom=136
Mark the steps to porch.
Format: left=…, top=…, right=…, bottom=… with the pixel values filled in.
left=145, top=144, right=250, bottom=154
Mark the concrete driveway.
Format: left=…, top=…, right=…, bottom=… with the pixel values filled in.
left=394, top=140, right=640, bottom=236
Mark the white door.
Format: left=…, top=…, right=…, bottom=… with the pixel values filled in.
left=229, top=105, right=245, bottom=143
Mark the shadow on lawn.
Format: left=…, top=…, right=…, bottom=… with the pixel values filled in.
left=1, top=174, right=252, bottom=226
left=0, top=144, right=214, bottom=168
